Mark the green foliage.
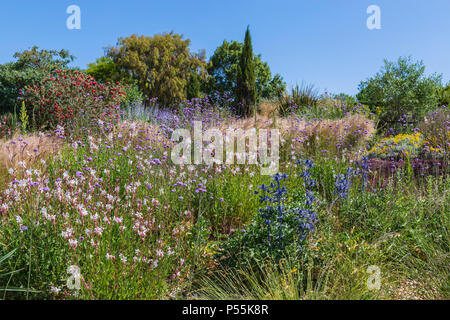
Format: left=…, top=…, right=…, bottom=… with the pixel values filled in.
left=334, top=93, right=357, bottom=108
left=186, top=74, right=202, bottom=100
left=0, top=247, right=30, bottom=297
left=0, top=47, right=74, bottom=115
left=437, top=83, right=450, bottom=107
left=236, top=26, right=257, bottom=117
left=12, top=46, right=74, bottom=71
left=217, top=202, right=304, bottom=269
left=356, top=56, right=442, bottom=130
left=107, top=33, right=207, bottom=108
left=303, top=94, right=371, bottom=120
left=120, top=82, right=144, bottom=111
left=207, top=39, right=285, bottom=105
left=86, top=56, right=132, bottom=85
left=86, top=58, right=144, bottom=112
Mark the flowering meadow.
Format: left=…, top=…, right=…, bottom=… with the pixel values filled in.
left=0, top=91, right=448, bottom=300
left=0, top=39, right=449, bottom=300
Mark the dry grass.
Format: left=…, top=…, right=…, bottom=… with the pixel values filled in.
left=220, top=113, right=375, bottom=156
left=258, top=99, right=279, bottom=118
left=0, top=133, right=62, bottom=171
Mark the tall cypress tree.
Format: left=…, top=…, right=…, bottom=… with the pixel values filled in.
left=236, top=26, right=256, bottom=116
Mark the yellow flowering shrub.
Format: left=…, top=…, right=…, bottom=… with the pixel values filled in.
left=368, top=132, right=446, bottom=159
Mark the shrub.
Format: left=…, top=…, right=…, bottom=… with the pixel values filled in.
left=367, top=130, right=447, bottom=161
left=357, top=56, right=442, bottom=130
left=0, top=47, right=74, bottom=115
left=120, top=83, right=143, bottom=112
left=22, top=69, right=126, bottom=131
left=368, top=132, right=423, bottom=160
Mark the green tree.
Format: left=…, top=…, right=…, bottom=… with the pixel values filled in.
left=12, top=46, right=74, bottom=71
left=236, top=26, right=257, bottom=116
left=186, top=74, right=202, bottom=100
left=87, top=56, right=143, bottom=109
left=107, top=33, right=206, bottom=107
left=86, top=56, right=130, bottom=84
left=356, top=56, right=442, bottom=129
left=0, top=46, right=74, bottom=114
left=437, top=83, right=450, bottom=107
left=207, top=39, right=285, bottom=102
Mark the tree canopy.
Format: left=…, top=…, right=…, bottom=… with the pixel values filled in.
left=0, top=46, right=74, bottom=114
left=86, top=56, right=130, bottom=85
left=207, top=39, right=285, bottom=102
left=107, top=33, right=207, bottom=107
left=357, top=56, right=442, bottom=128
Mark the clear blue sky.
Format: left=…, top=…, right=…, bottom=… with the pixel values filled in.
left=1, top=0, right=449, bottom=95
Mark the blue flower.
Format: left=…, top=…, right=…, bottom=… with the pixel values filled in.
left=295, top=159, right=317, bottom=239
left=334, top=167, right=353, bottom=199
left=256, top=173, right=288, bottom=246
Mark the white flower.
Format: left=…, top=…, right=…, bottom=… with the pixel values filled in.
left=50, top=286, right=61, bottom=293
left=119, top=253, right=127, bottom=263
